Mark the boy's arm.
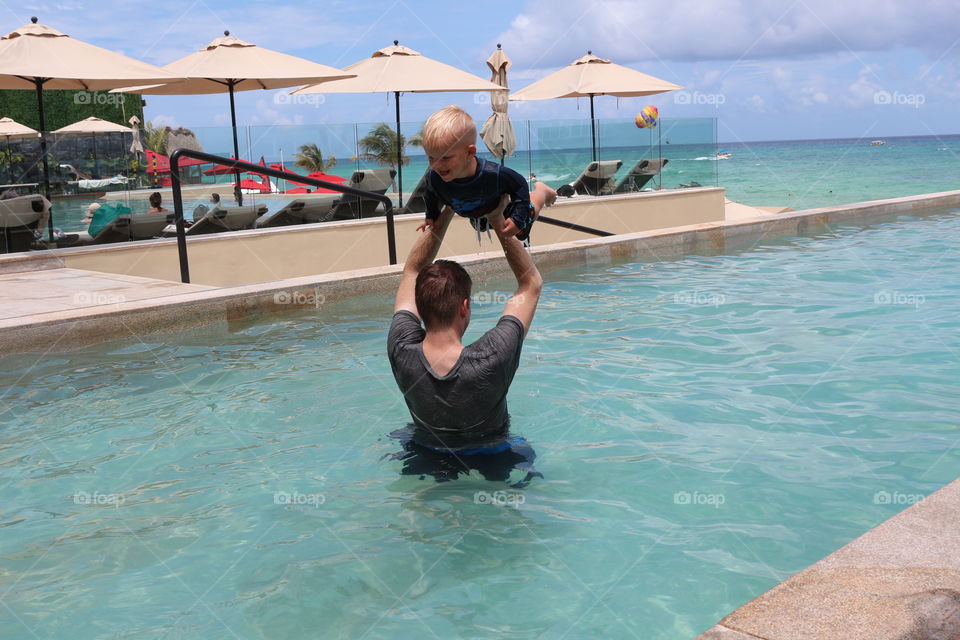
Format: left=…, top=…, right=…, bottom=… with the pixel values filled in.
left=394, top=206, right=454, bottom=316
left=490, top=208, right=542, bottom=334
left=499, top=167, right=534, bottom=236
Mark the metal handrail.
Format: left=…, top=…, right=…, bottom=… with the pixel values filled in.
left=169, top=149, right=397, bottom=283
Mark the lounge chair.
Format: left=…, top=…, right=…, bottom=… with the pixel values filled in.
left=0, top=195, right=50, bottom=253
left=185, top=204, right=267, bottom=235
left=612, top=159, right=669, bottom=193
left=254, top=200, right=306, bottom=228
left=58, top=211, right=176, bottom=247
left=253, top=197, right=341, bottom=228
left=327, top=168, right=397, bottom=219
left=396, top=172, right=429, bottom=215
left=556, top=160, right=623, bottom=197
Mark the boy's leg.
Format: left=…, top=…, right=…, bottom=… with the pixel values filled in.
left=530, top=181, right=558, bottom=217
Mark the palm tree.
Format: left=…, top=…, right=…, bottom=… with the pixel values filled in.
left=144, top=121, right=169, bottom=154
left=359, top=123, right=411, bottom=167
left=293, top=143, right=336, bottom=172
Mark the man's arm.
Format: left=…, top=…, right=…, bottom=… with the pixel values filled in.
left=490, top=208, right=543, bottom=334
left=394, top=206, right=454, bottom=316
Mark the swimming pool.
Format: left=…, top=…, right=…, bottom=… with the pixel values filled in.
left=2, top=210, right=959, bottom=638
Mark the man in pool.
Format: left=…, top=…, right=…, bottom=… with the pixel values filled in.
left=386, top=199, right=543, bottom=484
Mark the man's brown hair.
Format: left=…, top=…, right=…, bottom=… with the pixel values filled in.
left=415, top=260, right=472, bottom=328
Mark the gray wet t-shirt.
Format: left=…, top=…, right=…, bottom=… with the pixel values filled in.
left=387, top=310, right=525, bottom=450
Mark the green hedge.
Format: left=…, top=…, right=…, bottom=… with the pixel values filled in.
left=0, top=89, right=145, bottom=131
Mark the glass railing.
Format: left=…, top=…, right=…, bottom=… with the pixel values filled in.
left=0, top=117, right=717, bottom=237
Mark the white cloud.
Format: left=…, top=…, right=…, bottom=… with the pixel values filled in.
left=150, top=114, right=178, bottom=127
left=497, top=0, right=960, bottom=70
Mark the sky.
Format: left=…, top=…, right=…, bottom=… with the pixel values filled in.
left=5, top=0, right=960, bottom=144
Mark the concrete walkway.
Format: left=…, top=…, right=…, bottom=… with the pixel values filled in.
left=0, top=268, right=212, bottom=321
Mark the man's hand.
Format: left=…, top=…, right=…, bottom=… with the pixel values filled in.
left=500, top=217, right=519, bottom=236
left=416, top=217, right=436, bottom=233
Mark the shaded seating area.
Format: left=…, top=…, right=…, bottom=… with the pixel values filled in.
left=612, top=158, right=669, bottom=193
left=0, top=195, right=50, bottom=253
left=556, top=160, right=623, bottom=197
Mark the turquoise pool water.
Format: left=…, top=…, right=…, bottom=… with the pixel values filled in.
left=3, top=210, right=960, bottom=638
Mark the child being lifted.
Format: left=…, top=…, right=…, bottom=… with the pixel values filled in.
left=417, top=105, right=556, bottom=242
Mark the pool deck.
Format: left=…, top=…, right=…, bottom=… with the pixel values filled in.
left=4, top=188, right=960, bottom=637
left=696, top=477, right=960, bottom=640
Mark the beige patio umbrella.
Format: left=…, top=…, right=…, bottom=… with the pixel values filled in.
left=0, top=16, right=182, bottom=239
left=53, top=117, right=132, bottom=178
left=510, top=51, right=682, bottom=161
left=112, top=31, right=354, bottom=204
left=293, top=41, right=506, bottom=207
left=0, top=117, right=39, bottom=139
left=479, top=44, right=516, bottom=163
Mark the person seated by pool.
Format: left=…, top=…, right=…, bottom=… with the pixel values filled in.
left=387, top=198, right=544, bottom=484
left=81, top=202, right=100, bottom=227
left=146, top=192, right=168, bottom=214
left=416, top=105, right=556, bottom=243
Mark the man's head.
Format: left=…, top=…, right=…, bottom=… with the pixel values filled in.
left=422, top=106, right=477, bottom=182
left=415, top=259, right=472, bottom=331
left=149, top=192, right=162, bottom=208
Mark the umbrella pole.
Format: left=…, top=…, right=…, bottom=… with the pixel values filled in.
left=394, top=91, right=403, bottom=209
left=228, top=80, right=243, bottom=206
left=590, top=94, right=597, bottom=163
left=35, top=79, right=54, bottom=243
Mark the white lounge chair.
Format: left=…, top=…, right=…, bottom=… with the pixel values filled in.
left=185, top=204, right=267, bottom=235
left=0, top=195, right=50, bottom=253
left=556, top=160, right=623, bottom=197
left=328, top=168, right=397, bottom=219
left=612, top=159, right=669, bottom=193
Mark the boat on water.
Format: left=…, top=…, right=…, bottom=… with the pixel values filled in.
left=870, top=140, right=886, bottom=146
left=715, top=149, right=732, bottom=159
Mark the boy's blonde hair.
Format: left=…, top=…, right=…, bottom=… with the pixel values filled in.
left=422, top=106, right=476, bottom=152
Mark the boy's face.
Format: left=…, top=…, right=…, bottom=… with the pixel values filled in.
left=426, top=138, right=477, bottom=181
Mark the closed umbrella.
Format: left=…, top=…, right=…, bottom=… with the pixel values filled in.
left=479, top=44, right=516, bottom=163
left=129, top=115, right=143, bottom=156
left=112, top=31, right=353, bottom=205
left=52, top=116, right=132, bottom=179
left=0, top=17, right=182, bottom=239
left=293, top=41, right=505, bottom=207
left=510, top=51, right=682, bottom=162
